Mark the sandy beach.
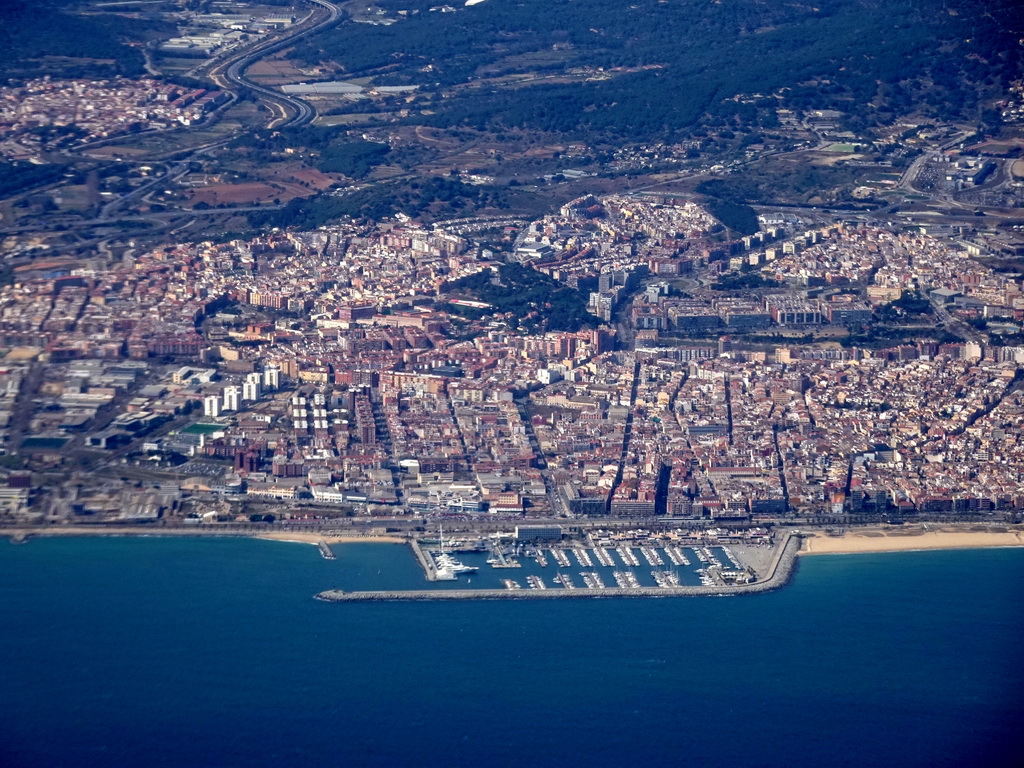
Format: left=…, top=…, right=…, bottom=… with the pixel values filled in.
left=1, top=526, right=407, bottom=545
left=800, top=527, right=1024, bottom=555
left=7, top=524, right=1024, bottom=556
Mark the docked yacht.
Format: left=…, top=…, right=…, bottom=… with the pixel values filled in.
left=434, top=552, right=478, bottom=575
left=433, top=564, right=458, bottom=581
left=431, top=523, right=478, bottom=578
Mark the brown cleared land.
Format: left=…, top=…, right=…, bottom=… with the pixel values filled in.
left=963, top=139, right=1024, bottom=155
left=14, top=258, right=83, bottom=274
left=246, top=54, right=323, bottom=87
left=189, top=182, right=282, bottom=206
left=314, top=114, right=379, bottom=126
left=270, top=166, right=338, bottom=190
left=187, top=164, right=340, bottom=206
left=83, top=146, right=152, bottom=158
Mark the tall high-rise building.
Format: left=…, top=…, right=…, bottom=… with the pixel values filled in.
left=963, top=342, right=983, bottom=361
left=222, top=385, right=240, bottom=412
left=203, top=395, right=221, bottom=418
left=234, top=450, right=258, bottom=474
left=263, top=365, right=280, bottom=390
left=242, top=372, right=261, bottom=402
left=591, top=327, right=615, bottom=354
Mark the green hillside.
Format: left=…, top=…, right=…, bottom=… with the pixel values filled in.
left=295, top=0, right=1022, bottom=141
left=0, top=0, right=174, bottom=81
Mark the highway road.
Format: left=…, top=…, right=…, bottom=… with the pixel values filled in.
left=929, top=295, right=986, bottom=345
left=206, top=0, right=342, bottom=130
left=897, top=129, right=973, bottom=194
left=0, top=203, right=284, bottom=237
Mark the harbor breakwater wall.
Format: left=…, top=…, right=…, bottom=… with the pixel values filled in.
left=315, top=533, right=802, bottom=602
left=409, top=538, right=440, bottom=581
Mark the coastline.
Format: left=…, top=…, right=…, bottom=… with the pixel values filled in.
left=7, top=525, right=1023, bottom=600
left=799, top=527, right=1024, bottom=555
left=6, top=524, right=1024, bottom=558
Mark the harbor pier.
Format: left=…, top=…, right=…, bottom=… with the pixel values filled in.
left=317, top=540, right=335, bottom=560
left=409, top=538, right=442, bottom=582
left=488, top=542, right=519, bottom=568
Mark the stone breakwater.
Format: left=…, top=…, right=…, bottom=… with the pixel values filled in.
left=315, top=533, right=801, bottom=602
left=409, top=538, right=439, bottom=581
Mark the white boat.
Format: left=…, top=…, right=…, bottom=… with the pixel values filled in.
left=435, top=552, right=478, bottom=575
left=433, top=526, right=478, bottom=575
left=434, top=565, right=457, bottom=581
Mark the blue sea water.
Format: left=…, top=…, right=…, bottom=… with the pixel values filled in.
left=1, top=537, right=1022, bottom=768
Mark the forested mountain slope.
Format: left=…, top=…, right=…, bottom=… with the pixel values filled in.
left=296, top=0, right=1023, bottom=140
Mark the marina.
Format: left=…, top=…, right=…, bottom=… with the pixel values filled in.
left=612, top=570, right=641, bottom=589
left=722, top=546, right=744, bottom=569
left=664, top=546, right=692, bottom=567
left=652, top=570, right=681, bottom=588
left=300, top=527, right=777, bottom=599
left=592, top=547, right=616, bottom=567
left=572, top=548, right=593, bottom=567
left=616, top=546, right=641, bottom=568
left=403, top=536, right=766, bottom=590
left=550, top=549, right=572, bottom=568
left=487, top=544, right=520, bottom=569
left=641, top=547, right=663, bottom=567
left=316, top=530, right=801, bottom=601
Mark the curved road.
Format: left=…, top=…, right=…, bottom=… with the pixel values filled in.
left=207, top=0, right=341, bottom=130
